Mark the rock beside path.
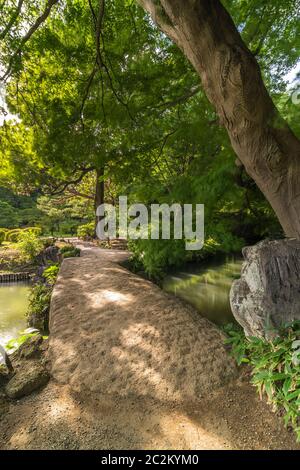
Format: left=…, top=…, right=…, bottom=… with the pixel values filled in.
left=15, top=334, right=44, bottom=360
left=230, top=239, right=300, bottom=338
left=5, top=361, right=49, bottom=399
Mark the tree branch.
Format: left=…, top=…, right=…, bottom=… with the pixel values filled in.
left=1, top=0, right=60, bottom=81
left=46, top=167, right=95, bottom=196
left=0, top=0, right=25, bottom=40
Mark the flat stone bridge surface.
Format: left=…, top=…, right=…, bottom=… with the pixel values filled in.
left=48, top=243, right=236, bottom=402
left=2, top=243, right=298, bottom=450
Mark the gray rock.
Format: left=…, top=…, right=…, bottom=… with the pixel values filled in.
left=0, top=366, right=10, bottom=387
left=230, top=239, right=300, bottom=339
left=5, top=362, right=49, bottom=399
left=16, top=334, right=44, bottom=359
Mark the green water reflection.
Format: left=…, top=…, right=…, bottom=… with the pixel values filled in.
left=163, top=256, right=243, bottom=325
left=0, top=282, right=30, bottom=348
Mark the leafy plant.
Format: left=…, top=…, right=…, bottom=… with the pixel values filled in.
left=59, top=245, right=75, bottom=254
left=27, top=283, right=52, bottom=332
left=59, top=246, right=80, bottom=259
left=77, top=222, right=95, bottom=240
left=6, top=330, right=48, bottom=352
left=43, top=264, right=59, bottom=284
left=5, top=228, right=22, bottom=243
left=0, top=230, right=5, bottom=245
left=17, top=230, right=43, bottom=262
left=6, top=332, right=39, bottom=351
left=224, top=322, right=300, bottom=441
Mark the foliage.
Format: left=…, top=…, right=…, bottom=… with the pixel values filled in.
left=4, top=228, right=22, bottom=243
left=6, top=332, right=40, bottom=351
left=27, top=283, right=52, bottom=333
left=128, top=226, right=244, bottom=281
left=37, top=195, right=92, bottom=237
left=59, top=246, right=81, bottom=259
left=0, top=231, right=5, bottom=245
left=224, top=322, right=300, bottom=441
left=4, top=226, right=41, bottom=243
left=0, top=186, right=91, bottom=238
left=42, top=263, right=59, bottom=284
left=17, top=230, right=43, bottom=262
left=77, top=222, right=95, bottom=240
left=0, top=0, right=298, bottom=275
left=0, top=187, right=41, bottom=228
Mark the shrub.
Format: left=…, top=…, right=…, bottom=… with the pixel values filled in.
left=43, top=264, right=59, bottom=284
left=60, top=247, right=81, bottom=259
left=24, top=226, right=42, bottom=237
left=0, top=230, right=5, bottom=245
left=224, top=322, right=300, bottom=441
left=59, top=244, right=75, bottom=254
left=77, top=221, right=95, bottom=239
left=41, top=238, right=56, bottom=249
left=27, top=283, right=52, bottom=332
left=5, top=228, right=22, bottom=243
left=4, top=227, right=42, bottom=243
left=128, top=238, right=186, bottom=281
left=17, top=230, right=43, bottom=262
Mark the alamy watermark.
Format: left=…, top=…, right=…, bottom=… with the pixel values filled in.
left=96, top=196, right=204, bottom=251
left=291, top=82, right=300, bottom=105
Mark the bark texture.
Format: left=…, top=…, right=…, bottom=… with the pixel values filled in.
left=138, top=0, right=300, bottom=238
left=94, top=167, right=105, bottom=211
left=230, top=239, right=300, bottom=338
left=94, top=167, right=105, bottom=232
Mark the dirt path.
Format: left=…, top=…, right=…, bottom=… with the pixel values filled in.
left=0, top=243, right=299, bottom=450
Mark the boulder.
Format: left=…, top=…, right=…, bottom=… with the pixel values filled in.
left=16, top=334, right=44, bottom=359
left=0, top=366, right=10, bottom=387
left=230, top=239, right=300, bottom=339
left=36, top=245, right=59, bottom=265
left=5, top=362, right=49, bottom=399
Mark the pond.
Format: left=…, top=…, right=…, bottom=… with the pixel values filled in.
left=0, top=282, right=30, bottom=351
left=163, top=256, right=243, bottom=326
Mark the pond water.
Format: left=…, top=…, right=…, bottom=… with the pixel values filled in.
left=0, top=282, right=30, bottom=350
left=163, top=256, right=243, bottom=326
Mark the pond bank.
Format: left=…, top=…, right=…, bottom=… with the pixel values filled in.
left=1, top=243, right=299, bottom=450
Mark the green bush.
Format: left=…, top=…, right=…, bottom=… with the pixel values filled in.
left=60, top=247, right=81, bottom=259
left=5, top=228, right=22, bottom=242
left=128, top=238, right=186, bottom=281
left=224, top=322, right=300, bottom=442
left=0, top=230, right=5, bottom=245
left=77, top=221, right=95, bottom=239
left=43, top=263, right=59, bottom=284
left=59, top=244, right=74, bottom=254
left=17, top=230, right=43, bottom=262
left=41, top=238, right=56, bottom=249
left=4, top=227, right=42, bottom=243
left=24, top=226, right=42, bottom=236
left=128, top=224, right=244, bottom=281
left=27, top=283, right=52, bottom=332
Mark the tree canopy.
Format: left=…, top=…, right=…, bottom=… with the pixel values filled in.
left=0, top=0, right=299, bottom=276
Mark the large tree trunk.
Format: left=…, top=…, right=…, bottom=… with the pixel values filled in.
left=94, top=167, right=105, bottom=234
left=138, top=0, right=300, bottom=238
